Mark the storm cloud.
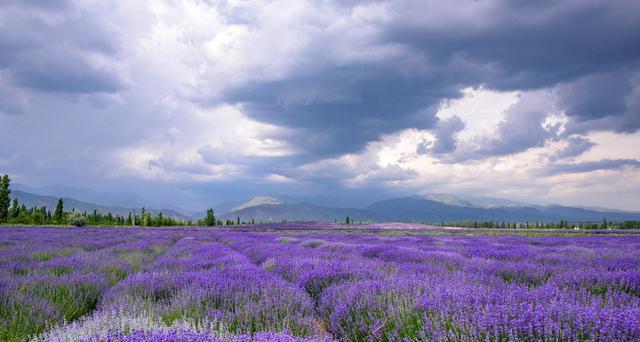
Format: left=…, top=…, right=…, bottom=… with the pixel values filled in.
left=205, top=0, right=640, bottom=159
left=0, top=1, right=132, bottom=96
left=542, top=159, right=640, bottom=176
left=1, top=0, right=639, bottom=210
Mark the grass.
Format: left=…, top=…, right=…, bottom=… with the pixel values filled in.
left=28, top=282, right=101, bottom=322
left=300, top=239, right=326, bottom=248
left=0, top=298, right=50, bottom=342
left=31, top=252, right=51, bottom=261
left=103, top=265, right=129, bottom=286
left=48, top=266, right=71, bottom=276
left=498, top=270, right=552, bottom=287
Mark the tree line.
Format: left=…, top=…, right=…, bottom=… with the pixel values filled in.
left=432, top=218, right=640, bottom=230
left=0, top=174, right=245, bottom=227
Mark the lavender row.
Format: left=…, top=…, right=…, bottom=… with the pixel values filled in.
left=40, top=235, right=330, bottom=341
left=226, top=233, right=640, bottom=341
left=0, top=228, right=179, bottom=341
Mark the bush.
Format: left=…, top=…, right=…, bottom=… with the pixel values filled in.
left=68, top=211, right=87, bottom=227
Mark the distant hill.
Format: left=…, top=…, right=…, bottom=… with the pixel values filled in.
left=12, top=183, right=147, bottom=208
left=232, top=196, right=283, bottom=212
left=218, top=194, right=640, bottom=223
left=365, top=196, right=640, bottom=222
left=421, top=193, right=477, bottom=208
left=419, top=193, right=527, bottom=208
left=11, top=190, right=190, bottom=220
left=221, top=202, right=385, bottom=222
left=212, top=195, right=379, bottom=217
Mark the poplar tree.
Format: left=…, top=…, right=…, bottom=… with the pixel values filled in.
left=10, top=198, right=19, bottom=219
left=0, top=175, right=11, bottom=223
left=54, top=198, right=64, bottom=224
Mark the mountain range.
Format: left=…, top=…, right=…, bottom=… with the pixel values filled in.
left=9, top=185, right=640, bottom=223
left=11, top=190, right=190, bottom=220
left=220, top=194, right=640, bottom=223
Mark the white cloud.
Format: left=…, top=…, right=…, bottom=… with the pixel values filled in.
left=264, top=174, right=298, bottom=183
left=295, top=89, right=640, bottom=209
left=107, top=104, right=295, bottom=180
left=436, top=87, right=519, bottom=141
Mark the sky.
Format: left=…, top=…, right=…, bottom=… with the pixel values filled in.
left=1, top=0, right=639, bottom=211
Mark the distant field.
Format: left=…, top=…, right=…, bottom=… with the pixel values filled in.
left=219, top=221, right=640, bottom=236
left=1, top=226, right=639, bottom=341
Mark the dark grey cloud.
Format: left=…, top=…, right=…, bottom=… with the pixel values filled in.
left=415, top=115, right=465, bottom=155
left=223, top=65, right=449, bottom=157
left=216, top=0, right=640, bottom=161
left=431, top=116, right=465, bottom=154
left=0, top=1, right=127, bottom=96
left=10, top=53, right=125, bottom=94
left=557, top=68, right=640, bottom=134
left=382, top=0, right=640, bottom=139
left=541, top=159, right=640, bottom=176
left=478, top=104, right=549, bottom=155
left=551, top=136, right=595, bottom=160
left=556, top=70, right=628, bottom=121
left=383, top=0, right=640, bottom=90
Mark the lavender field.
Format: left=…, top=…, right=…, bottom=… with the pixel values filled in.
left=1, top=226, right=639, bottom=341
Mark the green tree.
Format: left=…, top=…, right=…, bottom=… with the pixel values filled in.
left=204, top=208, right=216, bottom=226
left=54, top=198, right=64, bottom=224
left=10, top=198, right=19, bottom=220
left=345, top=216, right=350, bottom=224
left=0, top=174, right=10, bottom=223
left=157, top=212, right=164, bottom=227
